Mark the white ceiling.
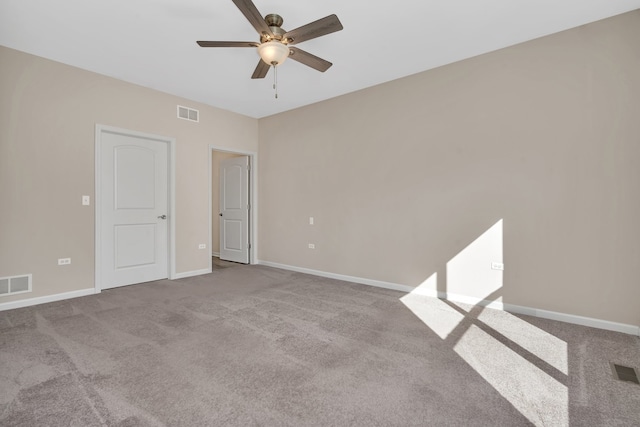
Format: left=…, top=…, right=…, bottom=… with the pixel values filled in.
left=2, top=1, right=639, bottom=118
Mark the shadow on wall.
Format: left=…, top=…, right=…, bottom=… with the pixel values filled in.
left=401, top=219, right=570, bottom=425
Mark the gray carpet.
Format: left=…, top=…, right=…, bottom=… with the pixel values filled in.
left=1, top=264, right=639, bottom=426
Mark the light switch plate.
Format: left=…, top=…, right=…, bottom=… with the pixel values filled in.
left=82, top=195, right=90, bottom=206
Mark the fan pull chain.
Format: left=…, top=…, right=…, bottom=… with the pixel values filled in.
left=272, top=63, right=278, bottom=99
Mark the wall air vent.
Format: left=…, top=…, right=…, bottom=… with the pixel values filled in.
left=0, top=274, right=32, bottom=297
left=177, top=105, right=199, bottom=122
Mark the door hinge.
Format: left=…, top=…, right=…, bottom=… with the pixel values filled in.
left=248, top=243, right=251, bottom=249
left=247, top=203, right=251, bottom=210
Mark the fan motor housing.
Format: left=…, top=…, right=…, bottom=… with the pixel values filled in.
left=261, top=14, right=287, bottom=43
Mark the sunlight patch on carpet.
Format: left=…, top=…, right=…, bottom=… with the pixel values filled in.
left=400, top=219, right=569, bottom=426
left=454, top=324, right=568, bottom=426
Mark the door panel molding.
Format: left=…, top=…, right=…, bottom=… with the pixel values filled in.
left=95, top=124, right=176, bottom=292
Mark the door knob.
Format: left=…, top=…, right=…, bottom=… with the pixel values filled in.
left=158, top=215, right=167, bottom=219
left=219, top=213, right=223, bottom=217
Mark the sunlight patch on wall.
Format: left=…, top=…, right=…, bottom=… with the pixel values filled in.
left=400, top=219, right=569, bottom=426
left=446, top=219, right=503, bottom=310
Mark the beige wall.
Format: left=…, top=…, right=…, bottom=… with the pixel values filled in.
left=211, top=150, right=242, bottom=254
left=0, top=46, right=258, bottom=302
left=2, top=11, right=639, bottom=327
left=258, top=11, right=640, bottom=326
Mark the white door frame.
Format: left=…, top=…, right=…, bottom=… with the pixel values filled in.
left=95, top=124, right=177, bottom=292
left=209, top=145, right=257, bottom=264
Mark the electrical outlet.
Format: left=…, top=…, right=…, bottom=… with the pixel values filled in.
left=491, top=262, right=504, bottom=271
left=58, top=258, right=71, bottom=265
left=308, top=243, right=315, bottom=249
left=198, top=244, right=206, bottom=249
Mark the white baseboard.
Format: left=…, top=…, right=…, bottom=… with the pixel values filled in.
left=173, top=268, right=212, bottom=280
left=529, top=308, right=639, bottom=336
left=0, top=288, right=98, bottom=311
left=257, top=260, right=640, bottom=337
left=4, top=262, right=637, bottom=337
left=257, top=261, right=414, bottom=293
left=0, top=268, right=214, bottom=311
left=211, top=252, right=220, bottom=258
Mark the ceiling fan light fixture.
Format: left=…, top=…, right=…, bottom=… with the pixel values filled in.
left=258, top=41, right=289, bottom=66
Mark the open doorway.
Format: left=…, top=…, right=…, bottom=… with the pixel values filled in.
left=209, top=146, right=257, bottom=266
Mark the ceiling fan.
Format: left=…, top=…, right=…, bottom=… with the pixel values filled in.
left=197, top=0, right=343, bottom=82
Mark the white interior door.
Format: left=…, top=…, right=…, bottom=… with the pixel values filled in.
left=100, top=131, right=169, bottom=289
left=219, top=156, right=249, bottom=263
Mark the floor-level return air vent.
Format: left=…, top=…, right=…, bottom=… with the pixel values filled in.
left=177, top=105, right=199, bottom=122
left=0, top=274, right=32, bottom=297
left=611, top=363, right=640, bottom=385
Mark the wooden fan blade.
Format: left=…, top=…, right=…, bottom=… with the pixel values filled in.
left=232, top=0, right=273, bottom=37
left=288, top=47, right=332, bottom=72
left=197, top=41, right=258, bottom=48
left=251, top=60, right=270, bottom=79
left=283, top=14, right=343, bottom=45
